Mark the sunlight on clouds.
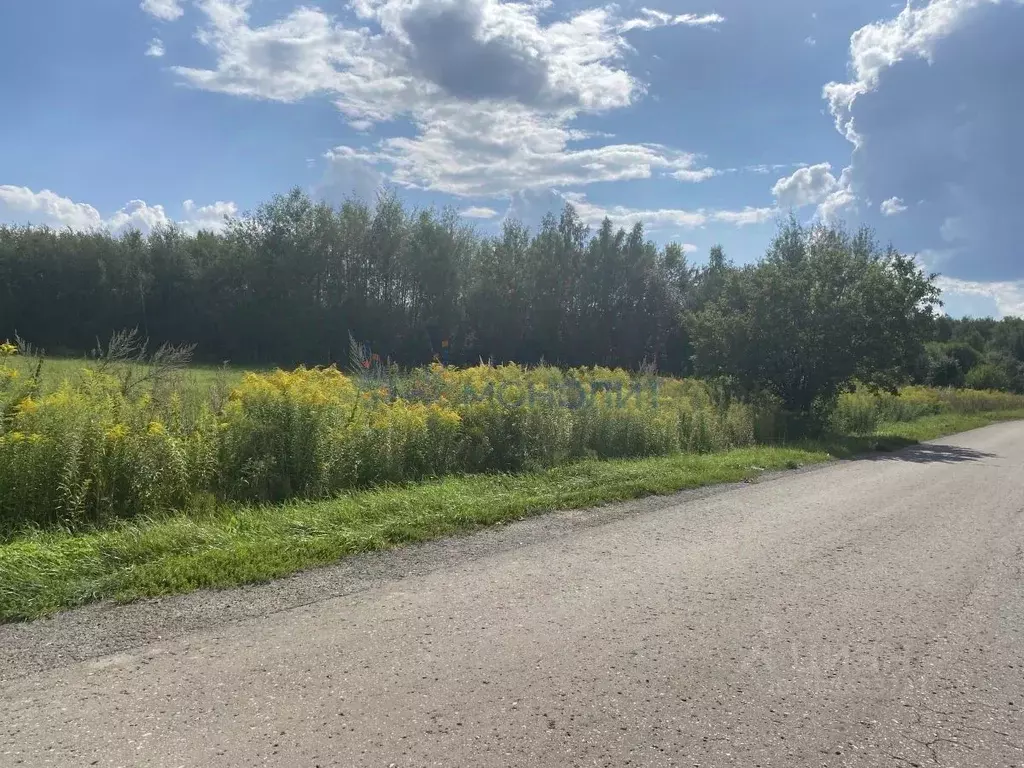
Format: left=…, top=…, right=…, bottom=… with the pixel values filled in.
left=140, top=0, right=184, bottom=22
left=0, top=186, right=236, bottom=235
left=0, top=186, right=103, bottom=231
left=771, top=163, right=839, bottom=208
left=823, top=0, right=1009, bottom=147
left=770, top=163, right=855, bottom=222
left=936, top=276, right=1024, bottom=318
left=166, top=0, right=733, bottom=202
left=880, top=196, right=907, bottom=216
left=825, top=0, right=1024, bottom=281
left=619, top=9, right=725, bottom=32
left=562, top=192, right=775, bottom=230
left=460, top=206, right=499, bottom=219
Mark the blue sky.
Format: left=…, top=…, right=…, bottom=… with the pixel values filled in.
left=2, top=0, right=1022, bottom=317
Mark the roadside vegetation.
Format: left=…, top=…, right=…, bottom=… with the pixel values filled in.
left=1, top=404, right=1021, bottom=621
left=2, top=196, right=1024, bottom=620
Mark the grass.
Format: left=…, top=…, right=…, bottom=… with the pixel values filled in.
left=2, top=408, right=1021, bottom=622
left=9, top=354, right=247, bottom=394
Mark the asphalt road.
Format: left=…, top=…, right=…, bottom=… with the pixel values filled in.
left=2, top=422, right=1023, bottom=767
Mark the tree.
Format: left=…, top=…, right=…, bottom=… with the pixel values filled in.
left=965, top=363, right=1012, bottom=391
left=922, top=342, right=966, bottom=388
left=687, top=219, right=941, bottom=419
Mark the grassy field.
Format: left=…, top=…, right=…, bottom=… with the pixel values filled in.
left=1, top=409, right=1022, bottom=621
left=3, top=348, right=1024, bottom=621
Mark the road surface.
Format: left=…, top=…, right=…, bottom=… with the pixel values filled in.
left=2, top=422, right=1023, bottom=767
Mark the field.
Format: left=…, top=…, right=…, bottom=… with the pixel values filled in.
left=2, top=346, right=1024, bottom=620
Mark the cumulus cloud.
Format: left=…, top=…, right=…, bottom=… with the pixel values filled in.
left=400, top=0, right=550, bottom=105
left=0, top=186, right=103, bottom=230
left=146, top=38, right=166, bottom=58
left=167, top=0, right=731, bottom=202
left=0, top=185, right=236, bottom=235
left=140, top=0, right=184, bottom=22
left=880, top=196, right=908, bottom=216
left=825, top=0, right=1024, bottom=281
left=770, top=163, right=856, bottom=222
left=105, top=200, right=173, bottom=233
left=180, top=199, right=239, bottom=233
left=822, top=0, right=1005, bottom=147
left=771, top=163, right=838, bottom=208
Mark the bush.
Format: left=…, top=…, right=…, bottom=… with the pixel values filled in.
left=965, top=363, right=1012, bottom=392
left=832, top=383, right=1024, bottom=434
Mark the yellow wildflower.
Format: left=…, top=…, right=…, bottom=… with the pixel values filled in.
left=16, top=396, right=38, bottom=415
left=147, top=421, right=166, bottom=436
left=105, top=423, right=128, bottom=441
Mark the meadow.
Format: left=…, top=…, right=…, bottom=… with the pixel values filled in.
left=2, top=343, right=1024, bottom=619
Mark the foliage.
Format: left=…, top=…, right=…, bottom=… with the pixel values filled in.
left=6, top=407, right=1024, bottom=621
left=917, top=317, right=1024, bottom=393
left=687, top=218, right=941, bottom=418
left=0, top=360, right=772, bottom=530
left=965, top=363, right=1012, bottom=392
left=831, top=384, right=1024, bottom=434
left=0, top=191, right=693, bottom=373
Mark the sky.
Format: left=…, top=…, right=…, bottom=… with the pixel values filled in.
left=1, top=0, right=1022, bottom=317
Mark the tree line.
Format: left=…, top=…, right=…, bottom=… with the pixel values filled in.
left=0, top=188, right=691, bottom=370
left=2, top=186, right=1022, bottom=413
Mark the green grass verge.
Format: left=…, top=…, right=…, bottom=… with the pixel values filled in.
left=1, top=410, right=1021, bottom=622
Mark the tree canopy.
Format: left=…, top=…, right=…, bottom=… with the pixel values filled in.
left=687, top=219, right=941, bottom=414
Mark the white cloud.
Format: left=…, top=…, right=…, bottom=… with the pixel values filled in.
left=820, top=0, right=1024, bottom=285
left=771, top=162, right=838, bottom=208
left=146, top=38, right=166, bottom=58
left=936, top=276, right=1024, bottom=317
left=742, top=163, right=805, bottom=175
left=880, top=196, right=908, bottom=216
left=180, top=199, right=238, bottom=233
left=619, top=9, right=725, bottom=32
left=0, top=185, right=235, bottom=235
left=823, top=0, right=1009, bottom=147
left=141, top=0, right=184, bottom=22
left=460, top=206, right=499, bottom=219
left=562, top=192, right=775, bottom=230
left=670, top=165, right=719, bottom=182
left=804, top=36, right=816, bottom=46
left=168, top=0, right=726, bottom=198
left=0, top=185, right=103, bottom=230
left=105, top=200, right=173, bottom=233
left=711, top=206, right=778, bottom=226
left=815, top=184, right=857, bottom=223
left=770, top=163, right=857, bottom=221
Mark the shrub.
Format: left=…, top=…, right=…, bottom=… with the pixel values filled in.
left=965, top=363, right=1012, bottom=392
